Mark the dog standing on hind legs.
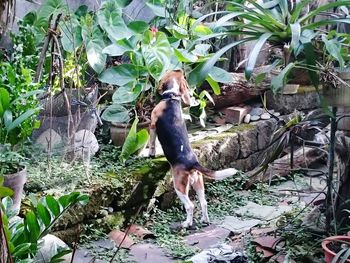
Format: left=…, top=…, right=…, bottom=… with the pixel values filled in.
left=148, top=70, right=239, bottom=228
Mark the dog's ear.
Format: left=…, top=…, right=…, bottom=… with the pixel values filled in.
left=179, top=75, right=191, bottom=105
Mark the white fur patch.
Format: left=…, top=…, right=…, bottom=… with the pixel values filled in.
left=162, top=78, right=180, bottom=95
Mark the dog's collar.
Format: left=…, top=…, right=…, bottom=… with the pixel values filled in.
left=161, top=92, right=181, bottom=101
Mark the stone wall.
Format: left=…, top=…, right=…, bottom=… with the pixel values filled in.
left=192, top=118, right=279, bottom=172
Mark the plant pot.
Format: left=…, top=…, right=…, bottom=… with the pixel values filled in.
left=323, top=68, right=350, bottom=107
left=110, top=120, right=151, bottom=146
left=337, top=107, right=350, bottom=131
left=3, top=166, right=27, bottom=213
left=322, top=236, right=350, bottom=263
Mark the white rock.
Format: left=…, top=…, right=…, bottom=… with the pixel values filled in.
left=243, top=114, right=251, bottom=123
left=261, top=113, right=271, bottom=120
left=35, top=129, right=62, bottom=151
left=35, top=234, right=68, bottom=263
left=250, top=107, right=264, bottom=116
left=250, top=115, right=260, bottom=122
left=73, top=130, right=99, bottom=162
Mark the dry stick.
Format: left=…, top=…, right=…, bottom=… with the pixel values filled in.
left=34, top=14, right=53, bottom=83
left=109, top=206, right=143, bottom=263
left=69, top=224, right=82, bottom=263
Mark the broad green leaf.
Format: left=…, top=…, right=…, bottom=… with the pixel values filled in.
left=119, top=116, right=150, bottom=163
left=271, top=63, right=295, bottom=93
left=99, top=64, right=141, bottom=86
left=146, top=3, right=167, bottom=17
left=60, top=15, right=83, bottom=52
left=76, top=194, right=89, bottom=205
left=81, top=24, right=107, bottom=74
left=101, top=104, right=130, bottom=123
left=25, top=211, right=40, bottom=242
left=112, top=85, right=142, bottom=104
left=193, top=24, right=212, bottom=36
left=174, top=49, right=198, bottom=63
left=46, top=195, right=61, bottom=216
left=206, top=77, right=220, bottom=95
left=208, top=67, right=233, bottom=84
left=37, top=203, right=52, bottom=227
left=141, top=31, right=173, bottom=79
left=322, top=34, right=345, bottom=69
left=38, top=0, right=67, bottom=18
left=0, top=88, right=10, bottom=117
left=102, top=39, right=134, bottom=56
left=97, top=0, right=131, bottom=41
left=0, top=186, right=14, bottom=198
left=128, top=21, right=149, bottom=34
left=245, top=32, right=272, bottom=80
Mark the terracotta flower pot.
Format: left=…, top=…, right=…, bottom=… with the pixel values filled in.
left=3, top=166, right=27, bottom=213
left=322, top=236, right=350, bottom=263
left=110, top=120, right=151, bottom=146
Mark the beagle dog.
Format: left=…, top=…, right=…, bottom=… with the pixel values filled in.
left=148, top=70, right=238, bottom=228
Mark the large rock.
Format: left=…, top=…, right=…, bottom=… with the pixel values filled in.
left=266, top=88, right=319, bottom=114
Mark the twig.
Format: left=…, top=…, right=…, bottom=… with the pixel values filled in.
left=109, top=206, right=143, bottom=263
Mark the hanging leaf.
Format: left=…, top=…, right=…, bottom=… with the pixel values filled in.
left=208, top=67, right=233, bottom=84
left=60, top=15, right=83, bottom=52
left=322, top=34, right=345, bottom=69
left=119, top=116, right=150, bottom=163
left=81, top=15, right=107, bottom=74
left=271, top=63, right=295, bottom=93
left=206, top=76, right=221, bottom=95
left=245, top=32, right=272, bottom=80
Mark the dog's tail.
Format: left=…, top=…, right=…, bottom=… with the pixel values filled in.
left=193, top=164, right=238, bottom=180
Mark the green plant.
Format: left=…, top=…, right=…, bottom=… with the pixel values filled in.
left=190, top=0, right=350, bottom=93
left=0, top=191, right=89, bottom=262
left=330, top=240, right=350, bottom=263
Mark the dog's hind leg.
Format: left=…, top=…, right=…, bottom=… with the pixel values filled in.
left=173, top=168, right=194, bottom=228
left=192, top=172, right=209, bottom=225
left=148, top=127, right=157, bottom=157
